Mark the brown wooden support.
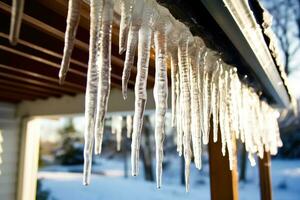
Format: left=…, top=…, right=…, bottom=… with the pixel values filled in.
left=259, top=152, right=273, bottom=200
left=208, top=127, right=239, bottom=200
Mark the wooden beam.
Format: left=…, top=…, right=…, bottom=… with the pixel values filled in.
left=0, top=32, right=87, bottom=68
left=0, top=90, right=36, bottom=101
left=0, top=45, right=86, bottom=77
left=0, top=84, right=49, bottom=99
left=208, top=125, right=239, bottom=200
left=0, top=78, right=62, bottom=97
left=15, top=88, right=170, bottom=117
left=0, top=63, right=85, bottom=91
left=31, top=0, right=156, bottom=83
left=0, top=72, right=78, bottom=95
left=0, top=1, right=88, bottom=51
left=259, top=152, right=273, bottom=200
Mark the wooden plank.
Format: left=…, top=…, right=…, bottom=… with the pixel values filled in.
left=0, top=63, right=85, bottom=91
left=0, top=72, right=78, bottom=95
left=259, top=152, right=273, bottom=200
left=0, top=90, right=36, bottom=101
left=0, top=45, right=86, bottom=77
left=35, top=0, right=156, bottom=83
left=0, top=1, right=88, bottom=51
left=0, top=32, right=87, bottom=68
left=0, top=78, right=62, bottom=96
left=0, top=0, right=156, bottom=84
left=0, top=84, right=49, bottom=99
left=208, top=125, right=239, bottom=200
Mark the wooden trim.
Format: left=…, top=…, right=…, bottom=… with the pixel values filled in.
left=208, top=125, right=239, bottom=200
left=259, top=152, right=273, bottom=200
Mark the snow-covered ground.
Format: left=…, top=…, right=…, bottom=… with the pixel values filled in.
left=38, top=158, right=300, bottom=200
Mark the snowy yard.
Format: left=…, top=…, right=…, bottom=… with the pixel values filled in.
left=38, top=159, right=300, bottom=200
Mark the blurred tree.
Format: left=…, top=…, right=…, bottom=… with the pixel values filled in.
left=263, top=0, right=300, bottom=74
left=55, top=119, right=84, bottom=165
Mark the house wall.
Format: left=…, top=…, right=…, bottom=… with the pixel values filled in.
left=0, top=102, right=20, bottom=200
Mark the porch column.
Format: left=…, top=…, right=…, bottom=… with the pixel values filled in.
left=208, top=127, right=239, bottom=200
left=259, top=151, right=272, bottom=200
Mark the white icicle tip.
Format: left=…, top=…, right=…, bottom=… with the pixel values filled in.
left=57, top=0, right=283, bottom=190
left=9, top=0, right=25, bottom=45
left=59, top=0, right=81, bottom=85
left=94, top=0, right=115, bottom=155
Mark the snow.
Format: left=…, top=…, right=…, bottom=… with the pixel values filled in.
left=38, top=158, right=300, bottom=200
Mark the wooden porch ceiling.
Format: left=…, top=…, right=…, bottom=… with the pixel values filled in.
left=0, top=0, right=156, bottom=103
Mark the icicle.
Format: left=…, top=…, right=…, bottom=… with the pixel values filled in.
left=83, top=0, right=103, bottom=186
left=170, top=51, right=178, bottom=127
left=9, top=0, right=25, bottom=45
left=168, top=19, right=181, bottom=127
left=211, top=57, right=221, bottom=143
left=248, top=153, right=256, bottom=166
left=176, top=90, right=183, bottom=156
left=59, top=0, right=81, bottom=84
left=167, top=18, right=183, bottom=154
left=119, top=0, right=134, bottom=54
left=122, top=0, right=145, bottom=99
left=112, top=116, right=123, bottom=151
left=94, top=0, right=115, bottom=155
left=205, top=51, right=221, bottom=144
left=218, top=62, right=228, bottom=156
left=126, top=115, right=133, bottom=138
left=225, top=66, right=235, bottom=170
left=131, top=0, right=158, bottom=176
left=201, top=50, right=215, bottom=145
left=188, top=37, right=204, bottom=170
left=231, top=69, right=242, bottom=140
left=177, top=24, right=193, bottom=192
left=153, top=6, right=171, bottom=188
left=197, top=49, right=206, bottom=146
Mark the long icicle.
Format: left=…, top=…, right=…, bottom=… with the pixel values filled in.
left=94, top=0, right=115, bottom=155
left=210, top=55, right=221, bottom=143
left=119, top=0, right=134, bottom=54
left=170, top=50, right=178, bottom=127
left=219, top=62, right=227, bottom=156
left=168, top=18, right=182, bottom=153
left=153, top=7, right=171, bottom=188
left=188, top=37, right=203, bottom=170
left=59, top=0, right=82, bottom=84
left=131, top=0, right=158, bottom=176
left=83, top=0, right=103, bottom=186
left=122, top=0, right=144, bottom=99
left=9, top=0, right=25, bottom=45
left=202, top=50, right=215, bottom=145
left=178, top=27, right=192, bottom=192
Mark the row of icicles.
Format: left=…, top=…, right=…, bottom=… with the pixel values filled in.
left=8, top=0, right=282, bottom=191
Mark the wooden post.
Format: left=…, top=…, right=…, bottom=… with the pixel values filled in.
left=208, top=127, right=239, bottom=200
left=259, top=152, right=272, bottom=200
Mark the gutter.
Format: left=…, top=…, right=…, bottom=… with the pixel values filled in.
left=200, top=0, right=291, bottom=108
